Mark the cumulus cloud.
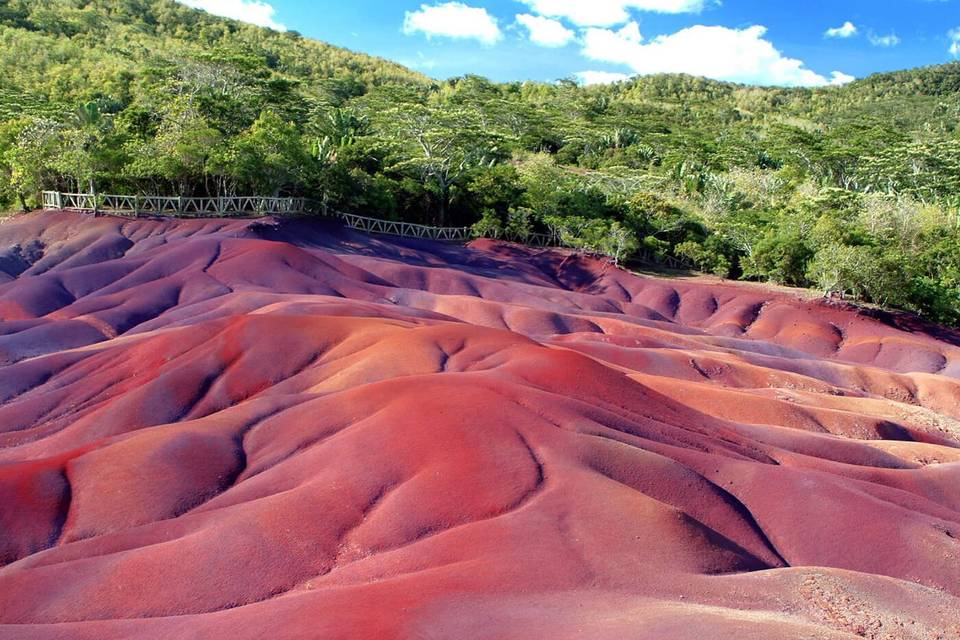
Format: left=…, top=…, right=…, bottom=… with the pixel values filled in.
left=868, top=31, right=900, bottom=47
left=950, top=28, right=960, bottom=58
left=177, top=0, right=285, bottom=30
left=824, top=21, right=858, bottom=39
left=581, top=23, right=850, bottom=87
left=403, top=2, right=502, bottom=45
left=575, top=70, right=632, bottom=84
left=581, top=21, right=643, bottom=61
left=829, top=71, right=856, bottom=86
left=516, top=14, right=576, bottom=47
left=518, top=0, right=708, bottom=27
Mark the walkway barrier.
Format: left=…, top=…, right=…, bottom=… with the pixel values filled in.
left=41, top=191, right=471, bottom=242
left=39, top=192, right=611, bottom=256
left=331, top=211, right=471, bottom=242
left=41, top=192, right=309, bottom=218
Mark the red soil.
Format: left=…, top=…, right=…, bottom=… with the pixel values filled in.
left=1, top=210, right=959, bottom=639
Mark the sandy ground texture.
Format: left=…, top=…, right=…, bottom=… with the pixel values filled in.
left=1, top=210, right=959, bottom=639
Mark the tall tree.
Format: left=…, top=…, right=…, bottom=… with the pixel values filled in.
left=379, top=104, right=505, bottom=225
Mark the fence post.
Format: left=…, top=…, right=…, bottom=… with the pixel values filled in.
left=55, top=191, right=63, bottom=209
left=177, top=196, right=183, bottom=216
left=133, top=195, right=139, bottom=217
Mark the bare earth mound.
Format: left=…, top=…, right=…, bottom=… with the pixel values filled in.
left=1, top=211, right=959, bottom=639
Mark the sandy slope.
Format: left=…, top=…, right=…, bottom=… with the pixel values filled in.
left=0, top=210, right=958, bottom=639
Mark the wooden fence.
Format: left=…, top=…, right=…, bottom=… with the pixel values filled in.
left=39, top=192, right=606, bottom=255
left=41, top=191, right=474, bottom=242
left=483, top=228, right=557, bottom=248
left=41, top=192, right=310, bottom=218
left=333, top=211, right=472, bottom=242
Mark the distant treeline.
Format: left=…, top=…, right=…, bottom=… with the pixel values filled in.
left=1, top=0, right=959, bottom=324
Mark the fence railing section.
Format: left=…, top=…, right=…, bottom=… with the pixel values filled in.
left=40, top=192, right=601, bottom=253
left=332, top=211, right=472, bottom=242
left=41, top=191, right=477, bottom=242
left=42, top=192, right=311, bottom=219
left=483, top=228, right=558, bottom=248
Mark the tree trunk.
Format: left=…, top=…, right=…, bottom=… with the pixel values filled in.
left=17, top=192, right=29, bottom=213
left=436, top=176, right=450, bottom=227
left=438, top=197, right=447, bottom=227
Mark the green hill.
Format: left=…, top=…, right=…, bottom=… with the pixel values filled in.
left=1, top=0, right=958, bottom=324
left=0, top=0, right=427, bottom=103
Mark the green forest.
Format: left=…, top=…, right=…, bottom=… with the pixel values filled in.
left=2, top=0, right=959, bottom=324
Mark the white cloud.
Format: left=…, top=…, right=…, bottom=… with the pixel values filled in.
left=824, top=21, right=857, bottom=39
left=518, top=0, right=708, bottom=27
left=581, top=23, right=849, bottom=87
left=829, top=71, right=856, bottom=86
left=516, top=14, right=576, bottom=47
left=582, top=21, right=644, bottom=62
left=177, top=0, right=285, bottom=30
left=868, top=32, right=900, bottom=47
left=950, top=28, right=960, bottom=58
left=403, top=2, right=502, bottom=45
left=575, top=70, right=632, bottom=84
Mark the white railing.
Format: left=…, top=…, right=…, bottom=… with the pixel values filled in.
left=41, top=192, right=310, bottom=219
left=483, top=228, right=558, bottom=248
left=41, top=191, right=475, bottom=242
left=39, top=192, right=591, bottom=250
left=330, top=211, right=472, bottom=242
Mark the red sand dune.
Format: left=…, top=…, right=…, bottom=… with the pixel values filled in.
left=1, top=210, right=959, bottom=639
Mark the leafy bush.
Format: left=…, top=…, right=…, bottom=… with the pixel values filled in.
left=1, top=1, right=959, bottom=324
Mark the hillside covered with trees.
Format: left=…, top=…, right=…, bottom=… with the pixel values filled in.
left=1, top=0, right=959, bottom=324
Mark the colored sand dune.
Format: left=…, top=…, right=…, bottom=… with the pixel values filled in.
left=1, top=211, right=958, bottom=639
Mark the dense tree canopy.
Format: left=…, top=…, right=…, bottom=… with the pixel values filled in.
left=1, top=0, right=959, bottom=325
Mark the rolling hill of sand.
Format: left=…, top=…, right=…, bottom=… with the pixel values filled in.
left=1, top=210, right=959, bottom=639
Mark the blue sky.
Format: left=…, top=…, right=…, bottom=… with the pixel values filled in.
left=179, top=1, right=960, bottom=86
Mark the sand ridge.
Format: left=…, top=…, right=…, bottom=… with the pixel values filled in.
left=0, top=211, right=958, bottom=639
